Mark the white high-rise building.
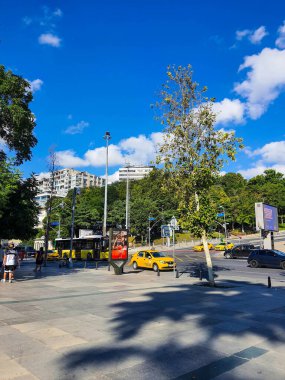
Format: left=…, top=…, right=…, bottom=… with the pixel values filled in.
left=118, top=165, right=154, bottom=181
left=35, top=168, right=105, bottom=197
left=34, top=169, right=105, bottom=228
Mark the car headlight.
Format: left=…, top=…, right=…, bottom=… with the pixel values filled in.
left=160, top=261, right=166, bottom=264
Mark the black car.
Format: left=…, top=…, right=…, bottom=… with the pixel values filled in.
left=248, top=249, right=285, bottom=269
left=224, top=244, right=255, bottom=259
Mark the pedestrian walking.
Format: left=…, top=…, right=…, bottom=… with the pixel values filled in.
left=34, top=247, right=44, bottom=272
left=1, top=243, right=19, bottom=283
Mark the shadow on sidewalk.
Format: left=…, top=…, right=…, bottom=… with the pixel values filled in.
left=61, top=280, right=285, bottom=379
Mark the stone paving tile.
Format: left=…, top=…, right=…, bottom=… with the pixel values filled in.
left=0, top=353, right=32, bottom=380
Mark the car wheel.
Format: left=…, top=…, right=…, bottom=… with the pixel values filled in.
left=153, top=263, right=159, bottom=272
left=250, top=260, right=259, bottom=268
left=133, top=261, right=138, bottom=270
left=225, top=253, right=231, bottom=259
left=281, top=261, right=285, bottom=270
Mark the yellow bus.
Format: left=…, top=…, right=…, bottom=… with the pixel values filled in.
left=54, top=235, right=109, bottom=261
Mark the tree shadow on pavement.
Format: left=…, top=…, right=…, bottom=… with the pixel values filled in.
left=61, top=281, right=285, bottom=379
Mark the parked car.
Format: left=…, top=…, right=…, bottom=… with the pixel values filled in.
left=129, top=250, right=176, bottom=272
left=193, top=243, right=214, bottom=252
left=224, top=244, right=255, bottom=259
left=248, top=249, right=285, bottom=269
left=47, top=250, right=59, bottom=260
left=25, top=246, right=37, bottom=257
left=214, top=242, right=234, bottom=251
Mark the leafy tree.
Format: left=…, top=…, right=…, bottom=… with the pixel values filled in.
left=0, top=175, right=39, bottom=239
left=0, top=160, right=21, bottom=218
left=156, top=65, right=243, bottom=285
left=0, top=65, right=37, bottom=164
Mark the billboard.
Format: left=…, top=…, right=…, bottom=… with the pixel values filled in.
left=263, top=204, right=279, bottom=232
left=110, top=229, right=128, bottom=260
left=255, top=203, right=279, bottom=232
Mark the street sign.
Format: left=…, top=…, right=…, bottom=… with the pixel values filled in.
left=50, top=221, right=59, bottom=227
left=148, top=217, right=156, bottom=221
left=217, top=212, right=224, bottom=217
left=161, top=225, right=171, bottom=237
left=169, top=216, right=179, bottom=230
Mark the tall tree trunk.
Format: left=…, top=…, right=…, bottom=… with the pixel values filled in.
left=202, top=230, right=215, bottom=286
left=195, top=192, right=215, bottom=286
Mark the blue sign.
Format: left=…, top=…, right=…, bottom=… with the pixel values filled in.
left=50, top=221, right=59, bottom=227
left=161, top=225, right=171, bottom=237
left=148, top=217, right=156, bottom=221
left=217, top=212, right=224, bottom=217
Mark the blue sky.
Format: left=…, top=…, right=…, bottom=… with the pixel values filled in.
left=1, top=0, right=285, bottom=181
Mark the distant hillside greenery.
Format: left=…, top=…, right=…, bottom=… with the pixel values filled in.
left=38, top=168, right=285, bottom=243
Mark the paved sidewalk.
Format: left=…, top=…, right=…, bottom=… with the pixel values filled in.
left=0, top=260, right=285, bottom=379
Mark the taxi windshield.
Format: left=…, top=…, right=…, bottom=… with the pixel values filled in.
left=151, top=252, right=166, bottom=258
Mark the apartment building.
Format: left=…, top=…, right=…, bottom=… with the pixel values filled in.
left=35, top=168, right=105, bottom=197
left=118, top=165, right=154, bottom=181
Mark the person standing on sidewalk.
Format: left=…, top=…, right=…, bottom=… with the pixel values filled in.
left=34, top=247, right=44, bottom=272
left=1, top=243, right=19, bottom=283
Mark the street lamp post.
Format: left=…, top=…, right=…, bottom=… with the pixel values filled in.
left=103, top=131, right=111, bottom=236
left=125, top=163, right=130, bottom=230
left=219, top=206, right=227, bottom=245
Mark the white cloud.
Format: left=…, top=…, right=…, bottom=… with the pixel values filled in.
left=53, top=8, right=63, bottom=17
left=276, top=21, right=285, bottom=49
left=239, top=140, right=285, bottom=178
left=64, top=121, right=89, bottom=135
left=35, top=172, right=50, bottom=180
left=29, top=79, right=43, bottom=92
left=234, top=48, right=285, bottom=119
left=252, top=141, right=285, bottom=164
left=236, top=29, right=251, bottom=41
left=38, top=33, right=61, bottom=47
left=212, top=98, right=245, bottom=125
left=236, top=26, right=268, bottom=44
left=239, top=164, right=285, bottom=178
left=56, top=132, right=164, bottom=169
left=249, top=26, right=268, bottom=44
left=56, top=150, right=88, bottom=168
left=106, top=170, right=120, bottom=184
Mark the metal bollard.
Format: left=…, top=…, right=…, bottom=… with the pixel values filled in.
left=199, top=269, right=203, bottom=281
left=176, top=269, right=179, bottom=278
left=268, top=276, right=271, bottom=288
left=96, top=262, right=98, bottom=270
left=108, top=264, right=110, bottom=271
left=157, top=268, right=160, bottom=276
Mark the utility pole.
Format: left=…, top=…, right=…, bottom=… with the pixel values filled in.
left=219, top=205, right=227, bottom=246
left=103, top=131, right=111, bottom=236
left=125, top=163, right=130, bottom=230
left=69, top=187, right=80, bottom=263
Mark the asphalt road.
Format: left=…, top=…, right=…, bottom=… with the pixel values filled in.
left=172, top=246, right=285, bottom=284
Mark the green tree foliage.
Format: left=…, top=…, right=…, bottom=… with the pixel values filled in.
left=0, top=65, right=37, bottom=164
left=0, top=175, right=39, bottom=239
left=0, top=160, right=21, bottom=218
left=156, top=65, right=243, bottom=284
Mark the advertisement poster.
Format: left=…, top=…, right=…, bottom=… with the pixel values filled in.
left=263, top=204, right=279, bottom=232
left=111, top=230, right=128, bottom=260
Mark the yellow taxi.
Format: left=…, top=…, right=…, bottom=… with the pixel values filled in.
left=129, top=250, right=176, bottom=272
left=47, top=249, right=59, bottom=260
left=214, top=242, right=234, bottom=251
left=193, top=243, right=214, bottom=252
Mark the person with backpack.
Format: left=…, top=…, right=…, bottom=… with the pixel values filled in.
left=1, top=243, right=19, bottom=283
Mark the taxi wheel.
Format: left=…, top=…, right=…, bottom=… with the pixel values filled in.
left=133, top=261, right=138, bottom=270
left=153, top=263, right=159, bottom=272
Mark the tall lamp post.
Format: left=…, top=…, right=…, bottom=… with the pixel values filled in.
left=103, top=131, right=111, bottom=236
left=219, top=205, right=227, bottom=246
left=125, top=163, right=130, bottom=230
